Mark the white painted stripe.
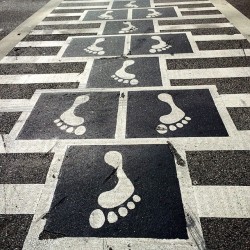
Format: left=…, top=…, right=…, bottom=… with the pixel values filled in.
left=194, top=186, right=250, bottom=218
left=168, top=67, right=250, bottom=79
left=0, top=73, right=80, bottom=84
left=160, top=23, right=233, bottom=30
left=193, top=34, right=246, bottom=41
left=1, top=49, right=250, bottom=64
left=30, top=28, right=98, bottom=35
left=210, top=0, right=250, bottom=42
left=180, top=7, right=217, bottom=11
left=115, top=91, right=128, bottom=139
left=39, top=20, right=100, bottom=25
left=0, top=184, right=43, bottom=214
left=221, top=94, right=250, bottom=107
left=48, top=13, right=81, bottom=16
left=0, top=99, right=33, bottom=112
left=55, top=5, right=108, bottom=9
left=16, top=41, right=66, bottom=47
left=62, top=0, right=109, bottom=2
left=155, top=1, right=210, bottom=6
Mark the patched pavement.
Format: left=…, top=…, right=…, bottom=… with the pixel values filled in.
left=0, top=0, right=250, bottom=249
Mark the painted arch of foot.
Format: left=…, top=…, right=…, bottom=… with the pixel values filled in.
left=119, top=21, right=138, bottom=34
left=111, top=60, right=139, bottom=85
left=89, top=151, right=141, bottom=229
left=156, top=93, right=191, bottom=134
left=124, top=1, right=138, bottom=8
left=149, top=36, right=172, bottom=53
left=54, top=95, right=89, bottom=135
left=146, top=9, right=162, bottom=18
left=98, top=11, right=114, bottom=20
left=84, top=38, right=105, bottom=55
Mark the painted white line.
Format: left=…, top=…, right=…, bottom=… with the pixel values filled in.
left=210, top=0, right=250, bottom=42
left=155, top=1, right=210, bottom=6
left=0, top=56, right=88, bottom=64
left=55, top=5, right=108, bottom=9
left=48, top=13, right=81, bottom=16
left=168, top=67, right=250, bottom=79
left=115, top=91, right=128, bottom=139
left=180, top=7, right=217, bottom=11
left=39, top=20, right=101, bottom=25
left=193, top=34, right=245, bottom=41
left=0, top=73, right=80, bottom=84
left=160, top=23, right=233, bottom=30
left=0, top=99, right=33, bottom=112
left=0, top=184, right=43, bottom=214
left=62, top=0, right=110, bottom=2
left=30, top=28, right=98, bottom=35
left=16, top=41, right=66, bottom=47
left=194, top=186, right=250, bottom=218
left=221, top=94, right=250, bottom=107
left=0, top=0, right=64, bottom=60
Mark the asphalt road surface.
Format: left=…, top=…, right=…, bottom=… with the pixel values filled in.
left=0, top=0, right=249, bottom=249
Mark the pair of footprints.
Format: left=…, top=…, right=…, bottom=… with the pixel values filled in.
left=84, top=36, right=172, bottom=56
left=54, top=94, right=191, bottom=136
left=98, top=9, right=162, bottom=20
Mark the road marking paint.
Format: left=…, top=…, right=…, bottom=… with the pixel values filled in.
left=160, top=23, right=233, bottom=30
left=194, top=186, right=250, bottom=218
left=221, top=94, right=250, bottom=107
left=0, top=184, right=43, bottom=214
left=30, top=28, right=99, bottom=35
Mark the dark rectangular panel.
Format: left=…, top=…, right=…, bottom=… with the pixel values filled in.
left=186, top=150, right=250, bottom=185
left=0, top=112, right=21, bottom=134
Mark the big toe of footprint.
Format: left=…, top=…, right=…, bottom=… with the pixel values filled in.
left=156, top=116, right=192, bottom=134
left=89, top=194, right=141, bottom=229
left=54, top=119, right=86, bottom=135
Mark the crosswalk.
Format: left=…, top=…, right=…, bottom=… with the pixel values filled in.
left=0, top=0, right=249, bottom=249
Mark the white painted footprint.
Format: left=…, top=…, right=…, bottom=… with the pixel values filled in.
left=98, top=11, right=114, bottom=20
left=84, top=38, right=105, bottom=55
left=124, top=1, right=138, bottom=8
left=149, top=35, right=172, bottom=53
left=146, top=9, right=162, bottom=18
left=89, top=151, right=141, bottom=229
left=54, top=95, right=89, bottom=135
left=119, top=21, right=138, bottom=34
left=156, top=93, right=191, bottom=134
left=111, top=60, right=139, bottom=85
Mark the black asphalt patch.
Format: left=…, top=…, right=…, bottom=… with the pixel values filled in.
left=112, top=0, right=151, bottom=9
left=130, top=33, right=193, bottom=55
left=87, top=57, right=162, bottom=88
left=186, top=151, right=250, bottom=186
left=84, top=9, right=128, bottom=21
left=132, top=7, right=177, bottom=19
left=103, top=20, right=154, bottom=35
left=0, top=112, right=22, bottom=134
left=126, top=89, right=228, bottom=138
left=17, top=92, right=120, bottom=140
left=7, top=47, right=61, bottom=56
left=62, top=36, right=125, bottom=57
left=201, top=218, right=250, bottom=250
left=0, top=153, right=54, bottom=184
left=227, top=107, right=250, bottom=130
left=0, top=214, right=33, bottom=250
left=41, top=144, right=188, bottom=239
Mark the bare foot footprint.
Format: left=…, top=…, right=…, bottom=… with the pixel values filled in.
left=146, top=9, right=162, bottom=18
left=124, top=1, right=138, bottom=8
left=119, top=21, right=138, bottom=34
left=156, top=93, right=191, bottom=134
left=84, top=38, right=105, bottom=55
left=54, top=95, right=89, bottom=135
left=149, top=36, right=172, bottom=53
left=111, top=60, right=139, bottom=85
left=98, top=11, right=114, bottom=20
left=89, top=151, right=141, bottom=229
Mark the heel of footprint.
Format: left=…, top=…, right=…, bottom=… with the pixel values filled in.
left=156, top=116, right=191, bottom=134
left=54, top=119, right=86, bottom=135
left=89, top=194, right=141, bottom=229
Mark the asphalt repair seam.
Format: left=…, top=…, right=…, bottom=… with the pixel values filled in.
left=0, top=0, right=250, bottom=249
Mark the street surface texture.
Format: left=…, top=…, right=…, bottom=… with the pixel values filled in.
left=0, top=0, right=250, bottom=249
